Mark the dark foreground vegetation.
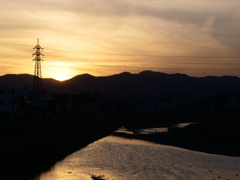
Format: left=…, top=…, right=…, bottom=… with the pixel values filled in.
left=0, top=113, right=123, bottom=180
left=0, top=111, right=239, bottom=180
left=169, top=119, right=240, bottom=145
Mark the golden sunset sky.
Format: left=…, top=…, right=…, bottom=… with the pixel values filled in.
left=0, top=0, right=240, bottom=80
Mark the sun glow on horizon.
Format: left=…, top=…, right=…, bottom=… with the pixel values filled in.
left=43, top=61, right=80, bottom=81
left=53, top=74, right=72, bottom=81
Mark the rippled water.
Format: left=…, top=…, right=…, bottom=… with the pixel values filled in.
left=35, top=134, right=240, bottom=180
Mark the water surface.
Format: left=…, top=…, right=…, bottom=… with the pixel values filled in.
left=35, top=135, right=240, bottom=180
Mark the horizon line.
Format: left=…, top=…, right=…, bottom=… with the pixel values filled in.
left=1, top=70, right=240, bottom=81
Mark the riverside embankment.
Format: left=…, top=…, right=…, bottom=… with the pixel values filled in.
left=0, top=113, right=124, bottom=180
left=1, top=111, right=239, bottom=180
left=36, top=131, right=240, bottom=180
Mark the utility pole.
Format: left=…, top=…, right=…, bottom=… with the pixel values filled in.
left=31, top=39, right=45, bottom=99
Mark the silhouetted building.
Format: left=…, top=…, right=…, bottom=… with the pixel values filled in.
left=0, top=87, right=13, bottom=119
left=52, top=93, right=71, bottom=113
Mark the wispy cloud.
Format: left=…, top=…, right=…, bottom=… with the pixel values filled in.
left=0, top=0, right=240, bottom=78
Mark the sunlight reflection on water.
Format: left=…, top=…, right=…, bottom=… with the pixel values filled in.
left=34, top=124, right=240, bottom=180
left=34, top=166, right=92, bottom=180
left=34, top=136, right=160, bottom=180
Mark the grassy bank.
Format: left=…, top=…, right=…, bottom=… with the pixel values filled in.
left=0, top=113, right=123, bottom=180
left=168, top=119, right=240, bottom=145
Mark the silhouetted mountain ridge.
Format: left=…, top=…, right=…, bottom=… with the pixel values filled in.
left=0, top=71, right=240, bottom=96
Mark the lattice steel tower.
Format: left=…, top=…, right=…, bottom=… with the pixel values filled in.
left=31, top=39, right=45, bottom=98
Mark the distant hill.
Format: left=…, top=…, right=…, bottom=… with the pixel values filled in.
left=1, top=71, right=240, bottom=96
left=0, top=74, right=59, bottom=93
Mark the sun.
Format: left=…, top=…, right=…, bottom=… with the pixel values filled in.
left=53, top=74, right=71, bottom=81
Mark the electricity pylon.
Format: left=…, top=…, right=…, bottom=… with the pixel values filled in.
left=31, top=39, right=45, bottom=99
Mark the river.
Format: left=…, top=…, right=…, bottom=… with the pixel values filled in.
left=35, top=126, right=240, bottom=180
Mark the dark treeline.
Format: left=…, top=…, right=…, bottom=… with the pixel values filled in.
left=1, top=71, right=240, bottom=96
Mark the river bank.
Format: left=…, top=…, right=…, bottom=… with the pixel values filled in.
left=36, top=135, right=240, bottom=180
left=113, top=124, right=240, bottom=157
left=168, top=119, right=240, bottom=146
left=0, top=111, right=239, bottom=179
left=0, top=113, right=123, bottom=180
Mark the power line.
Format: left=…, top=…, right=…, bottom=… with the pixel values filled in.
left=46, top=48, right=240, bottom=59
left=1, top=48, right=240, bottom=59
left=85, top=64, right=240, bottom=71
left=45, top=55, right=240, bottom=65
